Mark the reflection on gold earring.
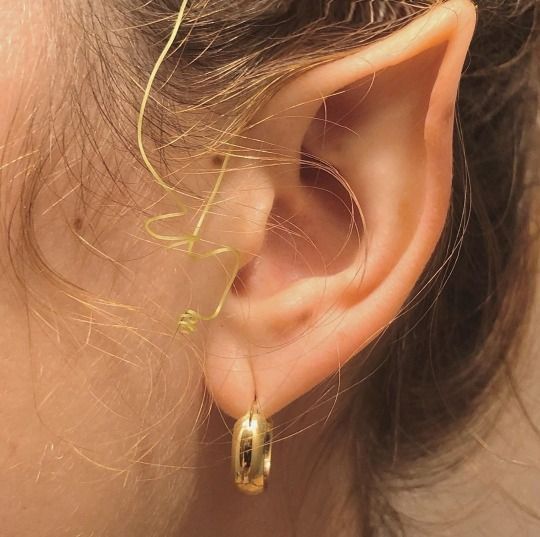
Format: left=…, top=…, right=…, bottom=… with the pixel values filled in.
left=231, top=399, right=272, bottom=495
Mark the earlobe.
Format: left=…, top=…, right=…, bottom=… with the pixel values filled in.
left=204, top=0, right=477, bottom=419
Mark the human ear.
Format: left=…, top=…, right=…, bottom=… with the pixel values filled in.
left=203, top=0, right=477, bottom=419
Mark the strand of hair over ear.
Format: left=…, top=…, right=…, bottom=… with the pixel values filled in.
left=137, top=0, right=239, bottom=336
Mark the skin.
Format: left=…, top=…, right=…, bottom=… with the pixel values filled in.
left=0, top=3, right=206, bottom=535
left=6, top=2, right=527, bottom=537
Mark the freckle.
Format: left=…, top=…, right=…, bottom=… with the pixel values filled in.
left=211, top=154, right=225, bottom=167
left=73, top=217, right=83, bottom=231
left=8, top=440, right=17, bottom=457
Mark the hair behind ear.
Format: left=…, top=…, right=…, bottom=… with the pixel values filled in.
left=343, top=0, right=539, bottom=532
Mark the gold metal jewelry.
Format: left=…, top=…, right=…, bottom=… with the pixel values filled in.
left=231, top=400, right=272, bottom=495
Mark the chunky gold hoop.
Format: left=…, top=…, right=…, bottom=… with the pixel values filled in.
left=231, top=401, right=272, bottom=495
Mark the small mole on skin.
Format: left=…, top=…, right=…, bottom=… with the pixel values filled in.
left=211, top=154, right=225, bottom=167
left=73, top=217, right=83, bottom=231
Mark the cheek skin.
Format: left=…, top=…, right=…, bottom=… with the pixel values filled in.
left=0, top=4, right=211, bottom=536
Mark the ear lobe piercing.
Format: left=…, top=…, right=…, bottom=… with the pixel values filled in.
left=231, top=399, right=273, bottom=495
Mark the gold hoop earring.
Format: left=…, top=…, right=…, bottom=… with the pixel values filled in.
left=231, top=399, right=273, bottom=495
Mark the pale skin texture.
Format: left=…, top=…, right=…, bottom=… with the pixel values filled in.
left=4, top=2, right=537, bottom=536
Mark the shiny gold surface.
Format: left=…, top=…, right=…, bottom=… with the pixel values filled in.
left=231, top=404, right=272, bottom=495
